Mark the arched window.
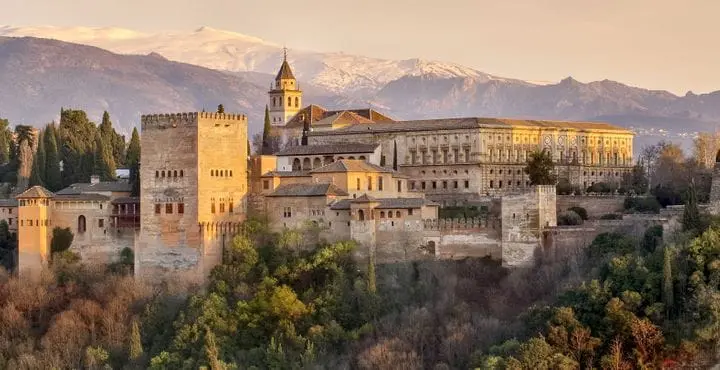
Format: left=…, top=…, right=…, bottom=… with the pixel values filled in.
left=302, top=158, right=311, bottom=170
left=225, top=170, right=229, bottom=177
left=288, top=97, right=292, bottom=107
left=295, top=97, right=299, bottom=107
left=380, top=211, right=385, bottom=218
left=272, top=97, right=276, bottom=107
left=358, top=210, right=365, bottom=221
left=292, top=158, right=301, bottom=171
left=359, top=156, right=366, bottom=160
left=155, top=170, right=159, bottom=178
left=378, top=176, right=384, bottom=191
left=367, top=176, right=373, bottom=190
left=396, top=211, right=401, bottom=218
left=388, top=211, right=393, bottom=219
left=78, top=215, right=86, bottom=233
left=356, top=178, right=361, bottom=190
left=313, top=158, right=321, bottom=169
left=173, top=170, right=178, bottom=178
left=180, top=170, right=184, bottom=177
left=161, top=171, right=165, bottom=177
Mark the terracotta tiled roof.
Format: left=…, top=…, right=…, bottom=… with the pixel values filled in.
left=330, top=197, right=433, bottom=210
left=16, top=186, right=53, bottom=199
left=310, top=159, right=391, bottom=174
left=55, top=181, right=132, bottom=195
left=352, top=194, right=378, bottom=203
left=267, top=183, right=349, bottom=197
left=274, top=143, right=378, bottom=156
left=308, top=117, right=633, bottom=136
left=275, top=60, right=295, bottom=81
left=285, top=105, right=395, bottom=129
left=53, top=193, right=110, bottom=201
left=112, top=196, right=140, bottom=204
left=262, top=171, right=311, bottom=178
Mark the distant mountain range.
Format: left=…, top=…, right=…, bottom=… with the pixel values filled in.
left=1, top=26, right=720, bottom=150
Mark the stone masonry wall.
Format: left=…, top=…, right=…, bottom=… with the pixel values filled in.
left=557, top=195, right=625, bottom=219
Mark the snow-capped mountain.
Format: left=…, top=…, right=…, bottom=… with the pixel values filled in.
left=0, top=25, right=525, bottom=95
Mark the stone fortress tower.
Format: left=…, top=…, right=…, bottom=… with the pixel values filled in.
left=16, top=186, right=53, bottom=277
left=136, top=112, right=249, bottom=280
left=268, top=48, right=302, bottom=127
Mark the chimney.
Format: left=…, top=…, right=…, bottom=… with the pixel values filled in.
left=90, top=175, right=100, bottom=185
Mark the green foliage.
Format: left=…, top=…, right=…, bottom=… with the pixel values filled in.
left=59, top=109, right=98, bottom=185
left=586, top=181, right=618, bottom=194
left=640, top=225, right=663, bottom=253
left=217, top=104, right=225, bottom=114
left=624, top=196, right=661, bottom=214
left=0, top=118, right=11, bottom=164
left=556, top=178, right=581, bottom=195
left=682, top=182, right=702, bottom=233
left=524, top=150, right=557, bottom=185
left=93, top=130, right=116, bottom=181
left=600, top=213, right=622, bottom=220
left=623, top=163, right=649, bottom=194
left=0, top=220, right=15, bottom=271
left=262, top=105, right=272, bottom=155
left=129, top=318, right=144, bottom=360
left=43, top=124, right=63, bottom=191
left=50, top=227, right=74, bottom=255
left=568, top=206, right=588, bottom=220
left=126, top=127, right=141, bottom=196
left=438, top=205, right=485, bottom=219
left=557, top=210, right=583, bottom=226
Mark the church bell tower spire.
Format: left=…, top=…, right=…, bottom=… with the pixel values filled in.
left=267, top=47, right=302, bottom=127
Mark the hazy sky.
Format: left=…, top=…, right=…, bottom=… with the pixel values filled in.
left=3, top=0, right=719, bottom=94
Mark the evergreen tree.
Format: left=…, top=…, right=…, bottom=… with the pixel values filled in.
left=99, top=111, right=126, bottom=167
left=0, top=118, right=11, bottom=164
left=217, top=104, right=225, bottom=114
left=126, top=127, right=141, bottom=196
left=44, top=124, right=63, bottom=191
left=204, top=327, right=221, bottom=370
left=59, top=109, right=98, bottom=185
left=93, top=131, right=116, bottom=181
left=393, top=141, right=398, bottom=171
left=29, top=130, right=46, bottom=187
left=262, top=105, right=272, bottom=154
left=368, top=252, right=377, bottom=294
left=524, top=150, right=558, bottom=185
left=662, top=246, right=675, bottom=317
left=682, top=180, right=700, bottom=232
left=129, top=318, right=143, bottom=360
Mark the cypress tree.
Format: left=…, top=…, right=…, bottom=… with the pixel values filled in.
left=392, top=141, right=398, bottom=171
left=0, top=118, right=11, bottom=164
left=217, top=104, right=225, bottom=114
left=682, top=180, right=700, bottom=232
left=36, top=130, right=47, bottom=182
left=100, top=111, right=126, bottom=167
left=262, top=105, right=272, bottom=154
left=59, top=109, right=98, bottom=185
left=126, top=127, right=141, bottom=196
left=29, top=148, right=44, bottom=187
left=93, top=131, right=115, bottom=181
left=662, top=246, right=675, bottom=317
left=129, top=319, right=143, bottom=360
left=44, top=124, right=63, bottom=191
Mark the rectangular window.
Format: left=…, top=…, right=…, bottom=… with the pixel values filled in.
left=8, top=208, right=11, bottom=214
left=464, top=180, right=469, bottom=188
left=454, top=181, right=458, bottom=189
left=421, top=182, right=426, bottom=190
left=29, top=220, right=33, bottom=226
left=178, top=203, right=184, bottom=214
left=8, top=219, right=11, bottom=226
left=432, top=181, right=437, bottom=189
left=155, top=204, right=161, bottom=214
left=263, top=180, right=270, bottom=190
left=166, top=203, right=173, bottom=214
left=379, top=177, right=384, bottom=191
left=220, top=203, right=225, bottom=213
left=408, top=209, right=414, bottom=216
left=20, top=220, right=23, bottom=226
left=98, top=219, right=104, bottom=228
left=397, top=180, right=402, bottom=192
left=442, top=181, right=447, bottom=189
left=211, top=203, right=216, bottom=214
left=229, top=201, right=234, bottom=213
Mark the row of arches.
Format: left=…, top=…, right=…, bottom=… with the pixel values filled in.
left=271, top=96, right=300, bottom=108
left=156, top=170, right=184, bottom=178
left=291, top=155, right=366, bottom=171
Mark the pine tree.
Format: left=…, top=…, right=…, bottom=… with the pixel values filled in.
left=524, top=150, right=558, bottom=185
left=126, top=127, right=141, bottom=196
left=129, top=318, right=143, bottom=360
left=262, top=105, right=272, bottom=154
left=662, top=247, right=675, bottom=318
left=44, top=124, right=63, bottom=191
left=217, top=104, right=225, bottom=114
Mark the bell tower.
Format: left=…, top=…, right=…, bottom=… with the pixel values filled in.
left=268, top=48, right=302, bottom=126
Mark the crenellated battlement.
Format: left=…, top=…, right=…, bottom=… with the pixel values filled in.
left=141, top=112, right=248, bottom=130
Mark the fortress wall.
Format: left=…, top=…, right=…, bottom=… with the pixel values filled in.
left=557, top=195, right=625, bottom=218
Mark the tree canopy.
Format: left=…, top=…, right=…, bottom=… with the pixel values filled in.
left=524, top=150, right=557, bottom=185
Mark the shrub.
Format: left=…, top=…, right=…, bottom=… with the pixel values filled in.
left=586, top=182, right=618, bottom=194
left=50, top=227, right=74, bottom=255
left=568, top=206, right=588, bottom=220
left=556, top=179, right=580, bottom=195
left=600, top=213, right=622, bottom=220
left=558, top=211, right=583, bottom=226
left=624, top=197, right=661, bottom=214
left=641, top=225, right=664, bottom=253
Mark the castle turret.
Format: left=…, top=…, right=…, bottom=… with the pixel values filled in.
left=268, top=48, right=302, bottom=126
left=16, top=186, right=53, bottom=277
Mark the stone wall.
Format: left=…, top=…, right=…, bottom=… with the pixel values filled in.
left=557, top=195, right=625, bottom=219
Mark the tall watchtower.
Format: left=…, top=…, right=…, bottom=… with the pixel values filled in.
left=268, top=48, right=302, bottom=126
left=16, top=186, right=53, bottom=277
left=137, top=112, right=249, bottom=280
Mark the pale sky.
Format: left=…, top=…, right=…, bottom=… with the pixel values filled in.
left=2, top=0, right=719, bottom=94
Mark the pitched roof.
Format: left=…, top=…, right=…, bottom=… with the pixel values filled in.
left=112, top=196, right=140, bottom=204
left=267, top=183, right=349, bottom=197
left=353, top=194, right=378, bottom=203
left=262, top=170, right=311, bottom=178
left=0, top=198, right=18, bottom=207
left=308, top=117, right=633, bottom=136
left=53, top=193, right=110, bottom=202
left=55, top=181, right=132, bottom=195
left=274, top=143, right=378, bottom=156
left=330, top=197, right=434, bottom=210
left=285, top=105, right=395, bottom=129
left=275, top=60, right=295, bottom=81
left=310, top=159, right=391, bottom=174
left=16, top=186, right=53, bottom=199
